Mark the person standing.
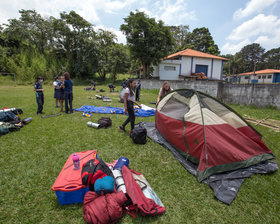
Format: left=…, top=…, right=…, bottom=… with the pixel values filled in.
left=156, top=81, right=173, bottom=105
left=53, top=76, right=59, bottom=108
left=121, top=78, right=127, bottom=89
left=63, top=72, right=74, bottom=114
left=34, top=76, right=44, bottom=115
left=91, top=79, right=96, bottom=90
left=57, top=75, right=65, bottom=112
left=135, top=79, right=141, bottom=101
left=119, top=79, right=141, bottom=134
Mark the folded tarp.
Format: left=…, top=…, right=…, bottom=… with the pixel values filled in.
left=74, top=105, right=155, bottom=117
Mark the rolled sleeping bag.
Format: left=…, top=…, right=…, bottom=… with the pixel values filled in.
left=112, top=169, right=126, bottom=194
left=94, top=176, right=115, bottom=195
left=22, top=117, right=32, bottom=125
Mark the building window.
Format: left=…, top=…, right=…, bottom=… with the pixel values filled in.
left=268, top=75, right=272, bottom=79
left=244, top=76, right=249, bottom=79
left=262, top=75, right=266, bottom=79
left=164, top=66, right=176, bottom=71
left=258, top=76, right=261, bottom=79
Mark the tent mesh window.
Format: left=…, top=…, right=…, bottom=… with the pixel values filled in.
left=199, top=94, right=231, bottom=116
left=160, top=96, right=189, bottom=120
left=198, top=93, right=246, bottom=128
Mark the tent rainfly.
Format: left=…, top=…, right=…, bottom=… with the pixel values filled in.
left=156, top=89, right=275, bottom=182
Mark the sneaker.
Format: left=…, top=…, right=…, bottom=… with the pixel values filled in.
left=129, top=130, right=133, bottom=137
left=118, top=126, right=125, bottom=132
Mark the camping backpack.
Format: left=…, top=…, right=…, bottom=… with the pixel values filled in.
left=130, top=125, right=147, bottom=144
left=81, top=158, right=113, bottom=191
left=98, top=117, right=112, bottom=128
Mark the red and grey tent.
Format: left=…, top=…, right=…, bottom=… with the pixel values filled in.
left=156, top=89, right=275, bottom=182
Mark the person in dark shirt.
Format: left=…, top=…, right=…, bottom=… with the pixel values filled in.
left=108, top=84, right=115, bottom=92
left=135, top=79, right=141, bottom=101
left=63, top=72, right=74, bottom=114
left=33, top=76, right=44, bottom=115
left=91, top=80, right=96, bottom=90
left=121, top=79, right=127, bottom=89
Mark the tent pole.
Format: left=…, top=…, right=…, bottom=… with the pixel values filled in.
left=195, top=91, right=209, bottom=198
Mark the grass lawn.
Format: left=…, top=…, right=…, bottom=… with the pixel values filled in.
left=0, top=83, right=279, bottom=224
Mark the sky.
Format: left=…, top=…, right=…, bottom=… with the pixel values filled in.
left=0, top=0, right=279, bottom=55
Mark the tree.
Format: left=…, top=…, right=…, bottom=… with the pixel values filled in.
left=58, top=11, right=96, bottom=77
left=223, top=53, right=242, bottom=75
left=4, top=10, right=51, bottom=54
left=120, top=11, right=173, bottom=78
left=169, top=25, right=190, bottom=52
left=187, top=27, right=220, bottom=55
left=95, top=29, right=117, bottom=81
left=260, top=47, right=280, bottom=69
left=108, top=44, right=130, bottom=82
left=240, top=43, right=265, bottom=73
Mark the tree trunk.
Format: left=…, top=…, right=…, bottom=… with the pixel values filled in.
left=142, top=62, right=150, bottom=79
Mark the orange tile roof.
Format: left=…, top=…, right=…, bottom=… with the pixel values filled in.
left=239, top=69, right=280, bottom=76
left=165, top=48, right=228, bottom=61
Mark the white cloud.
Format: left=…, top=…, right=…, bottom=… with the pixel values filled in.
left=138, top=8, right=153, bottom=17
left=221, top=39, right=251, bottom=55
left=222, top=14, right=280, bottom=54
left=233, top=0, right=277, bottom=20
left=255, top=29, right=280, bottom=49
left=156, top=0, right=196, bottom=25
left=228, top=14, right=280, bottom=41
left=139, top=0, right=196, bottom=25
left=0, top=0, right=138, bottom=25
left=95, top=25, right=127, bottom=44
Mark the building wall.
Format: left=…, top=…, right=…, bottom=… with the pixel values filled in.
left=152, top=65, right=159, bottom=77
left=159, top=60, right=180, bottom=80
left=239, top=73, right=274, bottom=83
left=181, top=57, right=192, bottom=75
left=141, top=79, right=280, bottom=109
left=153, top=57, right=224, bottom=80
left=212, top=60, right=223, bottom=80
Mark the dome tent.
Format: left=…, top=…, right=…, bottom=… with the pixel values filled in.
left=156, top=89, right=275, bottom=182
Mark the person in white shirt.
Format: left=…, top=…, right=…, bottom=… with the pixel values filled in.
left=53, top=76, right=59, bottom=108
left=156, top=81, right=173, bottom=105
left=119, top=79, right=142, bottom=134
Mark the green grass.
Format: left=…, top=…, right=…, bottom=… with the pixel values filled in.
left=0, top=84, right=279, bottom=224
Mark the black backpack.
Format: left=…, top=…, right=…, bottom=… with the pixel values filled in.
left=81, top=158, right=113, bottom=191
left=130, top=125, right=147, bottom=144
left=98, top=117, right=112, bottom=128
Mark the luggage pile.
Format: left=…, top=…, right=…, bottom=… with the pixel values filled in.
left=82, top=156, right=165, bottom=223
left=52, top=151, right=165, bottom=224
left=0, top=108, right=32, bottom=137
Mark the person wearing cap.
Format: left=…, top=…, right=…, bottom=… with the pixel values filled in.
left=53, top=76, right=60, bottom=108
left=34, top=76, right=44, bottom=115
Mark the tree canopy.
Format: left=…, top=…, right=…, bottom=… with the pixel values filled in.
left=120, top=11, right=173, bottom=78
left=1, top=9, right=278, bottom=81
left=222, top=43, right=278, bottom=76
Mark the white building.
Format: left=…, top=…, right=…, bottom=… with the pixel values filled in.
left=238, top=69, right=280, bottom=84
left=152, top=48, right=227, bottom=80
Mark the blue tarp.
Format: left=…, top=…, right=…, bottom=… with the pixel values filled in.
left=74, top=105, right=155, bottom=117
